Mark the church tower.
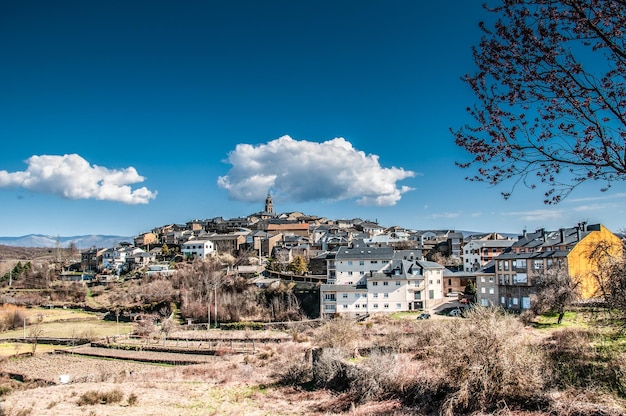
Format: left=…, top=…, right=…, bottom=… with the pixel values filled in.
left=265, top=193, right=273, bottom=214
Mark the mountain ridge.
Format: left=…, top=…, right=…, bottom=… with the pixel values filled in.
left=0, top=234, right=134, bottom=248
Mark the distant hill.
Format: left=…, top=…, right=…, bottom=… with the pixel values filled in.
left=0, top=234, right=134, bottom=248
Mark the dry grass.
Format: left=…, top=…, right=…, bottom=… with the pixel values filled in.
left=0, top=307, right=625, bottom=415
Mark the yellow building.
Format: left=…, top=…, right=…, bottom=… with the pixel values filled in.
left=490, top=223, right=623, bottom=311
left=568, top=224, right=623, bottom=299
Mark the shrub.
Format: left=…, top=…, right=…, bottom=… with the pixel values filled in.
left=313, top=317, right=360, bottom=356
left=0, top=305, right=26, bottom=331
left=127, top=393, right=138, bottom=406
left=77, top=389, right=124, bottom=406
left=276, top=361, right=312, bottom=386
left=431, top=307, right=549, bottom=414
left=220, top=321, right=264, bottom=330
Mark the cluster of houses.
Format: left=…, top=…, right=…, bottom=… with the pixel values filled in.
left=79, top=194, right=624, bottom=318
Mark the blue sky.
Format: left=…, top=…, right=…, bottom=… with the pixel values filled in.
left=1, top=0, right=625, bottom=237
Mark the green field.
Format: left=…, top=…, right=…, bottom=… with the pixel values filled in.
left=0, top=307, right=132, bottom=340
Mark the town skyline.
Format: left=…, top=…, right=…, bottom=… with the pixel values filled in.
left=2, top=1, right=626, bottom=237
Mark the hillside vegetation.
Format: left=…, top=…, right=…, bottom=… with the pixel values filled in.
left=0, top=306, right=624, bottom=415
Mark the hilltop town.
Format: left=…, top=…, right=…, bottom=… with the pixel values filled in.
left=1, top=196, right=625, bottom=415
left=2, top=194, right=621, bottom=324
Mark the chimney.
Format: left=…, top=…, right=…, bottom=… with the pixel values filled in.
left=559, top=228, right=565, bottom=244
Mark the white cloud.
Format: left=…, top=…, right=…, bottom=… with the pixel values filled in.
left=501, top=209, right=564, bottom=222
left=0, top=154, right=157, bottom=204
left=217, top=135, right=415, bottom=206
left=428, top=212, right=461, bottom=219
left=572, top=203, right=618, bottom=212
left=568, top=193, right=626, bottom=203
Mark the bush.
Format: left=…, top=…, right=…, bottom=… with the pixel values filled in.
left=220, top=321, right=264, bottom=330
left=77, top=389, right=124, bottom=406
left=0, top=305, right=26, bottom=332
left=431, top=307, right=549, bottom=414
left=276, top=361, right=312, bottom=386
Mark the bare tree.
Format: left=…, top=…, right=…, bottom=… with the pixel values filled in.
left=531, top=265, right=580, bottom=324
left=587, top=239, right=626, bottom=322
left=28, top=314, right=44, bottom=354
left=454, top=1, right=626, bottom=203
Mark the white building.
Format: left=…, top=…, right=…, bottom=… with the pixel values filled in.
left=320, top=243, right=445, bottom=318
left=181, top=238, right=215, bottom=259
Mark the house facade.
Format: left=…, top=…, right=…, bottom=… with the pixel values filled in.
left=494, top=223, right=622, bottom=311
left=320, top=243, right=445, bottom=318
left=181, top=239, right=215, bottom=259
left=463, top=238, right=515, bottom=271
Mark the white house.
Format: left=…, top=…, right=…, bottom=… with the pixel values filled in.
left=181, top=238, right=215, bottom=259
left=320, top=243, right=445, bottom=318
left=101, top=246, right=145, bottom=274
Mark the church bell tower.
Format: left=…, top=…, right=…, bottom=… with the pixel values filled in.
left=265, top=193, right=273, bottom=214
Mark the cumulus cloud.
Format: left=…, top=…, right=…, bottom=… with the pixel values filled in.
left=217, top=135, right=415, bottom=206
left=0, top=154, right=157, bottom=204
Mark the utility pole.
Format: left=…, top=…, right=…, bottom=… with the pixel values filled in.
left=214, top=284, right=218, bottom=328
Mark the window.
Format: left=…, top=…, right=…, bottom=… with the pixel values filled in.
left=359, top=260, right=365, bottom=266
left=533, top=260, right=543, bottom=270
left=481, top=277, right=486, bottom=283
left=512, top=298, right=519, bottom=305
left=395, top=281, right=401, bottom=286
left=348, top=271, right=353, bottom=276
left=324, top=294, right=336, bottom=301
left=360, top=271, right=365, bottom=276
left=481, top=287, right=486, bottom=294
left=437, top=279, right=440, bottom=284
left=343, top=304, right=348, bottom=309
left=348, top=261, right=353, bottom=266
left=489, top=276, right=494, bottom=283
left=503, top=261, right=509, bottom=271
left=511, top=274, right=517, bottom=283
left=383, top=281, right=389, bottom=286
left=372, top=281, right=378, bottom=286
left=373, top=304, right=378, bottom=308
left=371, top=260, right=378, bottom=264
left=497, top=262, right=502, bottom=271
left=342, top=293, right=348, bottom=299
left=518, top=259, right=527, bottom=269
left=373, top=293, right=378, bottom=298
left=500, top=296, right=505, bottom=304
left=355, top=304, right=360, bottom=308
left=429, top=290, right=435, bottom=299
left=396, top=303, right=401, bottom=309
left=414, top=292, right=421, bottom=300
left=384, top=304, right=389, bottom=309
left=489, top=288, right=495, bottom=294
left=384, top=293, right=389, bottom=298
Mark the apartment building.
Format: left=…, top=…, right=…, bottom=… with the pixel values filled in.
left=320, top=243, right=444, bottom=317
left=494, top=223, right=622, bottom=311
